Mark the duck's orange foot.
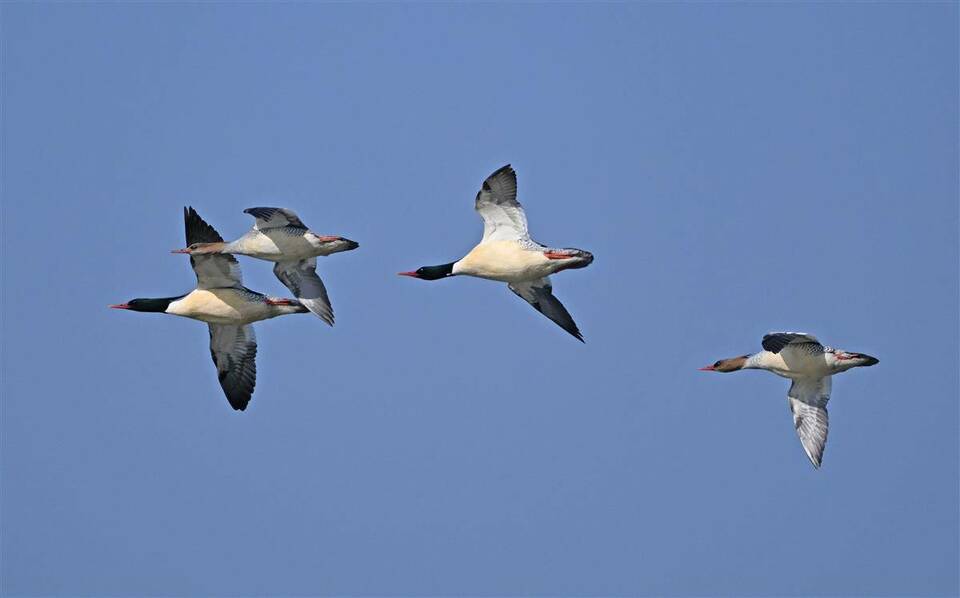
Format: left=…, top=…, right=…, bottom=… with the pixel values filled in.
left=266, top=298, right=295, bottom=306
left=544, top=251, right=573, bottom=260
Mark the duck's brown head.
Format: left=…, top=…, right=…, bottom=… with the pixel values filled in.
left=171, top=242, right=225, bottom=255
left=699, top=355, right=749, bottom=373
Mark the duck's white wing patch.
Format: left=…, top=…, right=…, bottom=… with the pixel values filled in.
left=208, top=324, right=257, bottom=411
left=508, top=277, right=583, bottom=342
left=787, top=376, right=832, bottom=469
left=762, top=332, right=823, bottom=354
left=184, top=207, right=243, bottom=289
left=273, top=258, right=334, bottom=326
left=243, top=207, right=308, bottom=230
left=191, top=254, right=243, bottom=289
left=475, top=164, right=529, bottom=243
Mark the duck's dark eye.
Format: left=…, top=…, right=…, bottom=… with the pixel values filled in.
left=714, top=361, right=722, bottom=368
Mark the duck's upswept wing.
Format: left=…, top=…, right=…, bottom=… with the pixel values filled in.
left=762, top=332, right=823, bottom=354
left=508, top=277, right=583, bottom=342
left=475, top=164, right=529, bottom=243
left=787, top=376, right=832, bottom=468
left=243, top=207, right=308, bottom=230
left=184, top=207, right=243, bottom=289
left=273, top=258, right=334, bottom=326
left=208, top=324, right=257, bottom=411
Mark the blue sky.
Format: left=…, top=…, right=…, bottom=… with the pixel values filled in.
left=1, top=3, right=957, bottom=596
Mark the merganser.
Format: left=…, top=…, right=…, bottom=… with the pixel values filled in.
left=700, top=332, right=879, bottom=468
left=110, top=207, right=309, bottom=411
left=172, top=207, right=358, bottom=326
left=398, top=164, right=594, bottom=341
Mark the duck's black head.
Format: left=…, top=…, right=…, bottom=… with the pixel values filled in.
left=109, top=296, right=181, bottom=313
left=398, top=262, right=455, bottom=281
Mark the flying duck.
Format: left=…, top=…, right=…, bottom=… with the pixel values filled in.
left=172, top=207, right=358, bottom=326
left=700, top=332, right=879, bottom=468
left=111, top=207, right=310, bottom=411
left=399, top=164, right=594, bottom=341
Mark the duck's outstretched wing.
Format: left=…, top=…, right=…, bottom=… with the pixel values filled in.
left=184, top=207, right=243, bottom=289
left=243, top=207, right=308, bottom=230
left=762, top=332, right=823, bottom=354
left=273, top=258, right=334, bottom=326
left=508, top=277, right=583, bottom=342
left=208, top=324, right=258, bottom=411
left=475, top=164, right=529, bottom=243
left=787, top=376, right=832, bottom=468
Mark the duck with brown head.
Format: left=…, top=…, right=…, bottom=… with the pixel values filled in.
left=699, top=355, right=750, bottom=373
left=172, top=206, right=358, bottom=326
left=700, top=331, right=879, bottom=469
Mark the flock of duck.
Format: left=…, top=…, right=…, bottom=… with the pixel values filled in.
left=111, top=164, right=879, bottom=469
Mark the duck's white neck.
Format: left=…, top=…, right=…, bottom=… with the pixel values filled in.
left=220, top=239, right=241, bottom=253
left=743, top=353, right=765, bottom=369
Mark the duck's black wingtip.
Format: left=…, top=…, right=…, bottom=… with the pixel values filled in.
left=183, top=206, right=225, bottom=245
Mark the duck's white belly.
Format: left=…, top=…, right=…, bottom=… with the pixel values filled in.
left=237, top=230, right=317, bottom=261
left=757, top=350, right=831, bottom=379
left=453, top=241, right=554, bottom=283
left=167, top=289, right=268, bottom=324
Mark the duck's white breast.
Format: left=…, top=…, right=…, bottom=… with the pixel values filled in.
left=756, top=349, right=831, bottom=378
left=168, top=289, right=267, bottom=324
left=236, top=230, right=315, bottom=261
left=453, top=241, right=552, bottom=282
left=264, top=229, right=317, bottom=258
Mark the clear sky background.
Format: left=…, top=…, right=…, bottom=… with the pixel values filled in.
left=2, top=3, right=957, bottom=597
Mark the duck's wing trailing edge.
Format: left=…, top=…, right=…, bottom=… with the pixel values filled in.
left=787, top=375, right=831, bottom=468
left=273, top=258, right=334, bottom=326
left=508, top=277, right=583, bottom=342
left=208, top=324, right=257, bottom=411
left=475, top=164, right=529, bottom=243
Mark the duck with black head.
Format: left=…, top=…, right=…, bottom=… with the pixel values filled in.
left=111, top=207, right=309, bottom=411
left=399, top=164, right=594, bottom=342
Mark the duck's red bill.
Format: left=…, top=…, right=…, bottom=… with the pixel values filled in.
left=109, top=304, right=131, bottom=310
